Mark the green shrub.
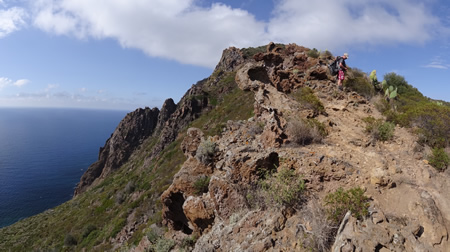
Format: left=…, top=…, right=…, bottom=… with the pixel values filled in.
left=429, top=148, right=450, bottom=171
left=363, top=116, right=395, bottom=142
left=307, top=48, right=320, bottom=58
left=154, top=238, right=175, bottom=252
left=377, top=121, right=395, bottom=141
left=324, top=187, right=370, bottom=224
left=64, top=234, right=77, bottom=246
left=241, top=45, right=267, bottom=59
left=376, top=73, right=449, bottom=148
left=306, top=118, right=328, bottom=137
left=399, top=102, right=450, bottom=148
left=193, top=176, right=210, bottom=195
left=146, top=229, right=160, bottom=244
left=195, top=137, right=216, bottom=164
left=181, top=235, right=198, bottom=249
left=260, top=167, right=305, bottom=207
left=344, top=68, right=375, bottom=99
left=80, top=229, right=100, bottom=247
left=292, top=87, right=325, bottom=114
left=82, top=224, right=97, bottom=239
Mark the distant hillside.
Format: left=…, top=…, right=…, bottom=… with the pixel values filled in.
left=1, top=43, right=449, bottom=252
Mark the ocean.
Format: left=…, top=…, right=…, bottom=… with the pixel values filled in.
left=0, top=108, right=128, bottom=228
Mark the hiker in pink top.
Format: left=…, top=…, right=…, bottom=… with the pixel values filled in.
left=337, top=53, right=349, bottom=90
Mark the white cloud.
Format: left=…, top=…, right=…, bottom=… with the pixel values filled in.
left=422, top=55, right=450, bottom=69
left=423, top=63, right=448, bottom=69
left=0, top=5, right=27, bottom=38
left=13, top=79, right=30, bottom=87
left=26, top=0, right=449, bottom=68
left=30, top=0, right=267, bottom=67
left=268, top=0, right=441, bottom=50
left=0, top=77, right=29, bottom=89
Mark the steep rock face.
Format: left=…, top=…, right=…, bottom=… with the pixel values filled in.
left=74, top=107, right=160, bottom=195
left=155, top=98, right=177, bottom=133
left=214, top=46, right=244, bottom=73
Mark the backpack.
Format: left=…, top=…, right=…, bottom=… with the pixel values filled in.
left=328, top=56, right=341, bottom=76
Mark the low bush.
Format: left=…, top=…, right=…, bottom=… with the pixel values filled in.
left=193, top=176, right=210, bottom=195
left=344, top=68, right=375, bottom=99
left=154, top=238, right=175, bottom=252
left=307, top=48, right=320, bottom=58
left=82, top=224, right=97, bottom=239
left=292, top=87, right=325, bottom=115
left=241, top=45, right=267, bottom=59
left=181, top=235, right=198, bottom=249
left=286, top=118, right=324, bottom=146
left=260, top=167, right=305, bottom=207
left=324, top=187, right=370, bottom=224
left=299, top=200, right=336, bottom=251
left=64, top=234, right=77, bottom=246
left=363, top=116, right=395, bottom=142
left=429, top=148, right=450, bottom=171
left=396, top=102, right=450, bottom=148
left=195, top=137, right=216, bottom=164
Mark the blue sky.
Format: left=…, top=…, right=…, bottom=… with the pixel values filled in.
left=0, top=0, right=449, bottom=111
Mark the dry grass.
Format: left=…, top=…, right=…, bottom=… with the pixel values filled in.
left=286, top=119, right=323, bottom=146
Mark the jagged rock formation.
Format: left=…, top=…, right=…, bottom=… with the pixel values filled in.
left=159, top=43, right=450, bottom=251
left=74, top=107, right=161, bottom=195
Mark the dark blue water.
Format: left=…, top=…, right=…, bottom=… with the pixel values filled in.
left=0, top=108, right=127, bottom=228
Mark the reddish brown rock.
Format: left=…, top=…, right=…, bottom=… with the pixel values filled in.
left=183, top=196, right=215, bottom=234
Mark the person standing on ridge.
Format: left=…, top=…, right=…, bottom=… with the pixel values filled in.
left=337, top=53, right=348, bottom=90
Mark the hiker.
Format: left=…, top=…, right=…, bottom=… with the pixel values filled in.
left=337, top=53, right=348, bottom=90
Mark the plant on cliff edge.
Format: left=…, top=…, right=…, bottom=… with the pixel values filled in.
left=193, top=175, right=211, bottom=195
left=195, top=137, right=216, bottom=164
left=307, top=48, right=320, bottom=58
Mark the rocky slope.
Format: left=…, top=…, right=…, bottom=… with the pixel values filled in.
left=1, top=43, right=448, bottom=252
left=158, top=43, right=450, bottom=251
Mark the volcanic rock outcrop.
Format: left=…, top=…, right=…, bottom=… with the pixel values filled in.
left=75, top=107, right=161, bottom=195
left=159, top=43, right=450, bottom=251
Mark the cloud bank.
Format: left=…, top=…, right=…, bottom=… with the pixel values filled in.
left=3, top=0, right=447, bottom=68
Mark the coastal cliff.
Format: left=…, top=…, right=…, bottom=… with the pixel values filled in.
left=1, top=43, right=449, bottom=252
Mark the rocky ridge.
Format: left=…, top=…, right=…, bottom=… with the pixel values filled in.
left=157, top=43, right=450, bottom=251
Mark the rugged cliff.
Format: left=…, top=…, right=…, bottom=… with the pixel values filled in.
left=1, top=43, right=449, bottom=252
left=159, top=43, right=450, bottom=251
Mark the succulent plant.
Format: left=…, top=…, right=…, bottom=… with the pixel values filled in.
left=385, top=85, right=398, bottom=100
left=369, top=70, right=378, bottom=84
